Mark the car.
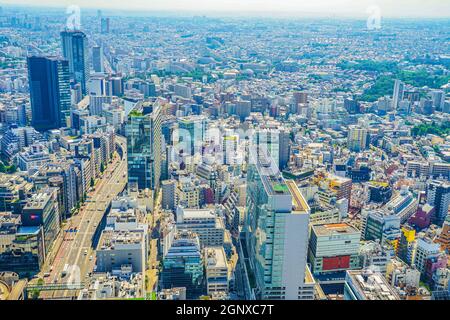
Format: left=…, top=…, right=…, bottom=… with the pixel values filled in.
left=43, top=272, right=50, bottom=278
left=84, top=249, right=88, bottom=255
left=89, top=255, right=93, bottom=261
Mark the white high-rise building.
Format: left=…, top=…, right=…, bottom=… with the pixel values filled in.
left=392, top=80, right=404, bottom=110
left=244, top=148, right=315, bottom=300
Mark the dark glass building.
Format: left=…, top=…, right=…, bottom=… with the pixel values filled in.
left=125, top=103, right=162, bottom=192
left=28, top=56, right=71, bottom=131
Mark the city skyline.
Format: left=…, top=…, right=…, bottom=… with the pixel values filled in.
left=0, top=3, right=449, bottom=304
left=2, top=0, right=450, bottom=18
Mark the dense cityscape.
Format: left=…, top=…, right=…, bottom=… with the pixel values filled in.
left=0, top=3, right=449, bottom=302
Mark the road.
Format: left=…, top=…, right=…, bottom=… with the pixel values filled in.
left=37, top=135, right=128, bottom=299
left=145, top=190, right=162, bottom=296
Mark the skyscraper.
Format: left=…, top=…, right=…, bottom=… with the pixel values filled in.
left=392, top=80, right=404, bottom=110
left=92, top=46, right=104, bottom=73
left=427, top=180, right=450, bottom=226
left=61, top=30, right=90, bottom=95
left=244, top=146, right=314, bottom=299
left=101, top=18, right=110, bottom=34
left=126, top=103, right=162, bottom=192
left=28, top=56, right=71, bottom=131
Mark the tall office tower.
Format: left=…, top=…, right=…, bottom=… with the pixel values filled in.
left=28, top=56, right=71, bottom=131
left=347, top=126, right=369, bottom=152
left=101, top=18, right=110, bottom=34
left=126, top=103, right=162, bottom=192
left=278, top=129, right=290, bottom=170
left=178, top=116, right=207, bottom=156
left=392, top=80, right=404, bottom=110
left=431, top=90, right=446, bottom=112
left=107, top=76, right=124, bottom=96
left=60, top=30, right=90, bottom=95
left=244, top=147, right=314, bottom=300
left=92, top=46, right=104, bottom=73
left=427, top=180, right=450, bottom=226
left=160, top=230, right=204, bottom=299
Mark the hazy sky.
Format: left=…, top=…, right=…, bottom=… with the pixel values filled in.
left=2, top=0, right=450, bottom=18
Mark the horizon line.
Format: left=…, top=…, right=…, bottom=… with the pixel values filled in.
left=2, top=4, right=450, bottom=20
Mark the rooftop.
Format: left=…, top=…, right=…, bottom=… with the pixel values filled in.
left=347, top=270, right=400, bottom=300
left=312, top=223, right=360, bottom=237
left=285, top=180, right=310, bottom=214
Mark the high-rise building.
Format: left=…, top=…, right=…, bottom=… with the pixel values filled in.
left=28, top=56, right=71, bottom=131
left=61, top=30, right=90, bottom=95
left=92, top=46, right=104, bottom=73
left=427, top=180, right=450, bottom=226
left=21, top=188, right=61, bottom=255
left=344, top=98, right=360, bottom=114
left=161, top=180, right=176, bottom=211
left=244, top=147, right=314, bottom=299
left=178, top=116, right=207, bottom=156
left=126, top=103, right=162, bottom=192
left=392, top=80, right=404, bottom=110
left=160, top=230, right=204, bottom=299
left=413, top=237, right=441, bottom=275
left=101, top=17, right=110, bottom=34
left=347, top=126, right=369, bottom=152
left=431, top=90, right=446, bottom=112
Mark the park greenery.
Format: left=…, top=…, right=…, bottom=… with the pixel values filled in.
left=338, top=60, right=450, bottom=102
left=411, top=121, right=450, bottom=137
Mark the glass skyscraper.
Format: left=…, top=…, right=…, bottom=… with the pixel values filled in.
left=27, top=56, right=71, bottom=131
left=125, top=103, right=162, bottom=192
left=61, top=30, right=90, bottom=95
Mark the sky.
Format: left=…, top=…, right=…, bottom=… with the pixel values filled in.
left=2, top=0, right=450, bottom=18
